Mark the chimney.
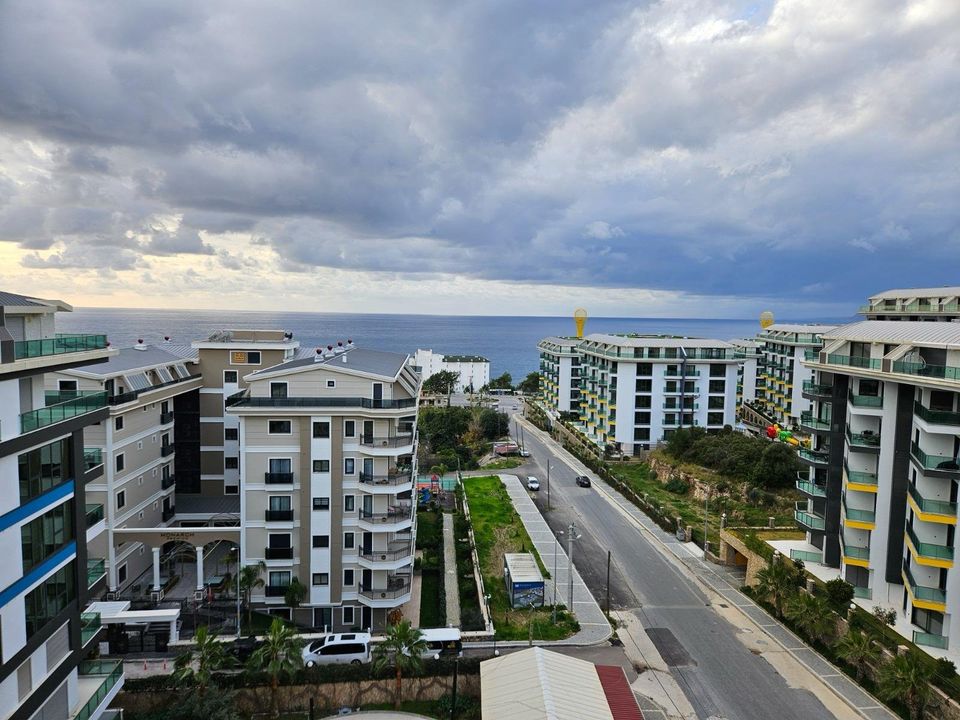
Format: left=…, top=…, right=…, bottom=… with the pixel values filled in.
left=334, top=341, right=345, bottom=355
left=324, top=345, right=335, bottom=359
left=134, top=338, right=147, bottom=351
left=163, top=336, right=171, bottom=343
left=314, top=348, right=324, bottom=363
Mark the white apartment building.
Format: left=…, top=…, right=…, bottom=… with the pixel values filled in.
left=729, top=338, right=761, bottom=409
left=413, top=349, right=489, bottom=392
left=795, top=321, right=960, bottom=659
left=227, top=343, right=420, bottom=631
left=537, top=337, right=582, bottom=416
left=860, top=287, right=960, bottom=321
left=576, top=334, right=741, bottom=455
left=755, top=324, right=837, bottom=427
left=0, top=291, right=123, bottom=720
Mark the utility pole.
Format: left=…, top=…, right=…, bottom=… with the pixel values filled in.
left=605, top=550, right=611, bottom=617
left=552, top=530, right=564, bottom=624
left=703, top=489, right=710, bottom=559
left=547, top=462, right=551, bottom=511
left=567, top=522, right=581, bottom=612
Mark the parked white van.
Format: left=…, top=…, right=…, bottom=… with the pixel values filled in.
left=302, top=632, right=372, bottom=667
left=419, top=628, right=463, bottom=658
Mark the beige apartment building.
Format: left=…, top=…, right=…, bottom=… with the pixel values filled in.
left=227, top=343, right=420, bottom=630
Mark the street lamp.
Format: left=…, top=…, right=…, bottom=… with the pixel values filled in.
left=484, top=593, right=498, bottom=656
left=546, top=461, right=552, bottom=511
left=552, top=530, right=564, bottom=624
left=566, top=522, right=582, bottom=613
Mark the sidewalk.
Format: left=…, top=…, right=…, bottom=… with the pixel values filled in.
left=517, top=416, right=897, bottom=720
left=442, top=513, right=461, bottom=627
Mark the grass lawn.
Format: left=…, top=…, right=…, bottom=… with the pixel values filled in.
left=462, top=476, right=579, bottom=641
left=482, top=457, right=523, bottom=470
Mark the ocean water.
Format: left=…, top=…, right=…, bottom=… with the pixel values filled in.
left=57, top=308, right=852, bottom=380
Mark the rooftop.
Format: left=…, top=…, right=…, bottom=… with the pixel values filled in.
left=192, top=328, right=299, bottom=349
left=65, top=344, right=197, bottom=377
left=822, top=320, right=960, bottom=348
left=0, top=291, right=72, bottom=313
left=442, top=354, right=489, bottom=363
left=249, top=346, right=410, bottom=379
left=868, top=286, right=960, bottom=301
left=583, top=333, right=734, bottom=349
left=760, top=323, right=839, bottom=335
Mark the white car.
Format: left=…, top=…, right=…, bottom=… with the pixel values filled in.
left=527, top=476, right=540, bottom=491
left=519, top=449, right=531, bottom=458
left=302, top=633, right=371, bottom=666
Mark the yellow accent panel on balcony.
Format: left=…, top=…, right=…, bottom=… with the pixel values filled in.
left=844, top=518, right=876, bottom=531
left=904, top=532, right=954, bottom=569
left=843, top=554, right=870, bottom=569
left=906, top=492, right=957, bottom=526
left=902, top=570, right=947, bottom=612
left=845, top=479, right=879, bottom=494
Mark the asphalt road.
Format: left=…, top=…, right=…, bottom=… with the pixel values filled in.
left=502, top=401, right=838, bottom=720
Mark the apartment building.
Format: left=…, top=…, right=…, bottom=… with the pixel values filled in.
left=413, top=349, right=490, bottom=392
left=860, top=287, right=960, bottom=321
left=795, top=321, right=960, bottom=656
left=729, top=339, right=761, bottom=409
left=575, top=334, right=741, bottom=455
left=537, top=337, right=582, bottom=416
left=0, top=292, right=123, bottom=720
left=48, top=343, right=201, bottom=595
left=227, top=343, right=420, bottom=631
left=192, top=330, right=299, bottom=497
left=754, top=324, right=837, bottom=427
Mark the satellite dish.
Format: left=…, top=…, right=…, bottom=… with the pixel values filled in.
left=759, top=311, right=775, bottom=329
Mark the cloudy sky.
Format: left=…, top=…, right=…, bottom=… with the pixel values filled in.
left=0, top=0, right=957, bottom=318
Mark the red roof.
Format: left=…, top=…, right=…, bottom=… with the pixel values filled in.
left=595, top=665, right=644, bottom=720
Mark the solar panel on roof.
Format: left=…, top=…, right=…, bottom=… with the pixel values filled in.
left=125, top=373, right=151, bottom=391
left=156, top=366, right=174, bottom=383
left=175, top=364, right=191, bottom=378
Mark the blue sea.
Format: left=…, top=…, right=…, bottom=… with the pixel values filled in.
left=58, top=308, right=853, bottom=381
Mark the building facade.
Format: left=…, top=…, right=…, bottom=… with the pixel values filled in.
left=730, top=338, right=761, bottom=410
left=227, top=344, right=420, bottom=631
left=860, top=287, right=960, bottom=321
left=413, top=349, right=489, bottom=392
left=537, top=337, right=582, bottom=416
left=0, top=292, right=123, bottom=720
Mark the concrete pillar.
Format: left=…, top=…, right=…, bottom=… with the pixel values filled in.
left=169, top=619, right=179, bottom=644
left=196, top=546, right=205, bottom=591
left=152, top=547, right=161, bottom=591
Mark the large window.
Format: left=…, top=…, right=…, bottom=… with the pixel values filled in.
left=344, top=420, right=356, bottom=438
left=313, top=421, right=330, bottom=438
left=25, top=563, right=76, bottom=638
left=710, top=364, right=726, bottom=378
left=270, top=382, right=288, bottom=399
left=18, top=439, right=71, bottom=502
left=268, top=420, right=292, bottom=434
left=21, top=501, right=75, bottom=573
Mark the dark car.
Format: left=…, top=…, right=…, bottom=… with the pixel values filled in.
left=575, top=475, right=591, bottom=488
left=231, top=636, right=262, bottom=662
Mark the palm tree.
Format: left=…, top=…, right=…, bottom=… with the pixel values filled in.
left=835, top=630, right=881, bottom=683
left=238, top=561, right=267, bottom=629
left=754, top=557, right=798, bottom=618
left=248, top=618, right=302, bottom=718
left=876, top=650, right=935, bottom=720
left=784, top=592, right=835, bottom=645
left=174, top=625, right=232, bottom=693
left=372, top=620, right=428, bottom=710
left=283, top=577, right=307, bottom=611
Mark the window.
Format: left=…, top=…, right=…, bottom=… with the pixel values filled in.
left=344, top=532, right=355, bottom=549
left=634, top=428, right=650, bottom=441
left=21, top=500, right=75, bottom=573
left=636, top=396, right=651, bottom=409
left=344, top=495, right=355, bottom=512
left=326, top=379, right=336, bottom=389
left=707, top=396, right=725, bottom=409
left=312, top=573, right=329, bottom=586
left=224, top=370, right=238, bottom=384
left=313, top=421, right=330, bottom=438
left=344, top=420, right=355, bottom=437
left=116, top=453, right=125, bottom=472
left=270, top=382, right=288, bottom=399
left=224, top=428, right=239, bottom=441
left=225, top=457, right=239, bottom=470
left=269, top=571, right=291, bottom=587
left=118, top=564, right=127, bottom=585
left=344, top=458, right=355, bottom=475
left=268, top=533, right=291, bottom=548
left=18, top=438, right=70, bottom=502
left=710, top=364, right=726, bottom=377
left=225, top=485, right=239, bottom=495
left=269, top=496, right=291, bottom=511
left=860, top=379, right=881, bottom=397
left=708, top=412, right=725, bottom=426
left=312, top=535, right=330, bottom=548
left=268, top=420, right=292, bottom=434
left=634, top=411, right=650, bottom=425
left=636, top=363, right=652, bottom=376
left=342, top=606, right=355, bottom=626
left=313, top=459, right=330, bottom=473
left=635, top=379, right=652, bottom=393
left=137, top=440, right=143, bottom=450
left=115, top=416, right=124, bottom=431
left=313, top=497, right=330, bottom=511
left=708, top=380, right=725, bottom=394
left=116, top=490, right=126, bottom=510
left=25, top=564, right=76, bottom=638
left=230, top=351, right=261, bottom=365
left=343, top=569, right=354, bottom=586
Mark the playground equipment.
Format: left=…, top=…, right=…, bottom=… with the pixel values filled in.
left=766, top=423, right=808, bottom=447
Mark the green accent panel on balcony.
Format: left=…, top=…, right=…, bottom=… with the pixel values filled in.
left=21, top=392, right=108, bottom=433
left=798, top=448, right=830, bottom=465
left=913, top=631, right=949, bottom=649
left=841, top=540, right=870, bottom=560
left=826, top=354, right=880, bottom=370
left=804, top=350, right=819, bottom=361
left=843, top=503, right=876, bottom=524
left=76, top=661, right=123, bottom=720
left=907, top=483, right=957, bottom=517
left=795, top=502, right=825, bottom=530
left=893, top=360, right=960, bottom=381
left=844, top=461, right=878, bottom=486
left=906, top=524, right=954, bottom=560
left=85, top=503, right=104, bottom=527
left=789, top=549, right=823, bottom=564
left=910, top=441, right=960, bottom=472
left=848, top=390, right=883, bottom=408
left=796, top=480, right=827, bottom=497
left=903, top=563, right=947, bottom=604
left=802, top=380, right=833, bottom=396
left=13, top=334, right=108, bottom=360
left=846, top=427, right=881, bottom=449
left=853, top=586, right=872, bottom=599
left=87, top=558, right=106, bottom=588
left=664, top=369, right=700, bottom=377
left=914, top=401, right=960, bottom=426
left=800, top=412, right=831, bottom=431
left=80, top=612, right=101, bottom=646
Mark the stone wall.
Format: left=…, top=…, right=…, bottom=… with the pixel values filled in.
left=718, top=528, right=769, bottom=586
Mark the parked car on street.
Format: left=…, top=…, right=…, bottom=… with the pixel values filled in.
left=302, top=633, right=372, bottom=667
left=519, top=449, right=531, bottom=457
left=526, top=476, right=540, bottom=491
left=575, top=475, right=592, bottom=488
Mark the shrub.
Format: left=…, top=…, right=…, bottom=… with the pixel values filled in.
left=664, top=476, right=690, bottom=495
left=872, top=606, right=897, bottom=626
left=823, top=578, right=855, bottom=613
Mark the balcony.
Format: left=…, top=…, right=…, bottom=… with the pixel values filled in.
left=902, top=562, right=946, bottom=610
left=801, top=381, right=833, bottom=400
left=265, top=509, right=294, bottom=522
left=798, top=448, right=830, bottom=467
left=160, top=444, right=175, bottom=457
left=662, top=402, right=698, bottom=410
left=85, top=503, right=104, bottom=527
left=359, top=507, right=414, bottom=531
left=853, top=585, right=873, bottom=599
left=795, top=502, right=825, bottom=531
left=795, top=478, right=827, bottom=498
left=848, top=390, right=883, bottom=408
left=789, top=549, right=823, bottom=564
left=825, top=354, right=881, bottom=371
left=360, top=433, right=415, bottom=450
left=83, top=448, right=103, bottom=471
left=909, top=442, right=960, bottom=476
left=161, top=507, right=176, bottom=522
left=108, top=374, right=203, bottom=406
left=87, top=559, right=106, bottom=588
left=907, top=483, right=957, bottom=523
left=841, top=538, right=870, bottom=566
left=914, top=401, right=960, bottom=426
left=913, top=631, right=949, bottom=650
left=664, top=369, right=700, bottom=377
left=359, top=542, right=414, bottom=569
left=800, top=412, right=831, bottom=433
left=264, top=585, right=288, bottom=597
left=846, top=427, right=880, bottom=452
left=13, top=333, right=108, bottom=360
left=20, top=392, right=108, bottom=433
left=359, top=471, right=414, bottom=489
left=161, top=474, right=176, bottom=490
left=75, top=660, right=123, bottom=720
left=80, top=612, right=102, bottom=646
left=227, top=395, right=417, bottom=410
left=842, top=496, right=876, bottom=528
left=844, top=461, right=878, bottom=490
left=359, top=576, right=412, bottom=606
left=892, top=360, right=960, bottom=382
left=265, top=472, right=295, bottom=484
left=905, top=524, right=954, bottom=566
left=160, top=411, right=174, bottom=425
left=265, top=546, right=293, bottom=560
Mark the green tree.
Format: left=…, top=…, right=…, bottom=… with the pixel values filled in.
left=823, top=577, right=855, bottom=613
left=371, top=620, right=428, bottom=710
left=283, top=577, right=307, bottom=610
left=517, top=372, right=540, bottom=394
left=422, top=370, right=460, bottom=397
left=248, top=618, right=302, bottom=718
left=174, top=626, right=232, bottom=692
left=489, top=372, right=513, bottom=390
left=876, top=650, right=935, bottom=720
left=754, top=557, right=799, bottom=618
left=238, top=561, right=267, bottom=629
left=479, top=409, right=509, bottom=440
left=835, top=630, right=881, bottom=683
left=750, top=442, right=803, bottom=488
left=140, top=687, right=240, bottom=720
left=417, top=406, right=471, bottom=453
left=784, top=592, right=834, bottom=645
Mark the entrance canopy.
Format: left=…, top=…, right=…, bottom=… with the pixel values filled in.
left=86, top=601, right=181, bottom=642
left=112, top=526, right=240, bottom=545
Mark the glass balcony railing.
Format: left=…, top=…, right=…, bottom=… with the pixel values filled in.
left=801, top=380, right=833, bottom=397
left=913, top=631, right=949, bottom=649
left=80, top=612, right=101, bottom=646
left=76, top=660, right=123, bottom=720
left=846, top=427, right=881, bottom=449
left=905, top=524, right=954, bottom=561
left=892, top=360, right=960, bottom=382
left=85, top=504, right=104, bottom=527
left=795, top=502, right=825, bottom=530
left=848, top=390, right=883, bottom=408
left=908, top=483, right=957, bottom=518
left=910, top=442, right=960, bottom=472
left=798, top=448, right=830, bottom=465
left=796, top=479, right=827, bottom=497
left=914, top=401, right=960, bottom=426
left=87, top=558, right=106, bottom=587
left=844, top=461, right=878, bottom=487
left=853, top=585, right=872, bottom=599
left=804, top=350, right=819, bottom=361
left=83, top=448, right=103, bottom=471
left=826, top=354, right=881, bottom=370
left=800, top=412, right=831, bottom=431
left=841, top=539, right=870, bottom=560
left=903, top=562, right=946, bottom=605
left=842, top=496, right=876, bottom=524
left=20, top=392, right=108, bottom=433
left=13, top=334, right=108, bottom=360
left=789, top=549, right=823, bottom=563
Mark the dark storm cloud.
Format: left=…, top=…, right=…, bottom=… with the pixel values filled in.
left=0, top=0, right=957, bottom=306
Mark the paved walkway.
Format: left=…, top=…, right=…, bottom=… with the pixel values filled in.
left=497, top=474, right=612, bottom=646
left=442, top=513, right=461, bottom=627
left=517, top=416, right=897, bottom=720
